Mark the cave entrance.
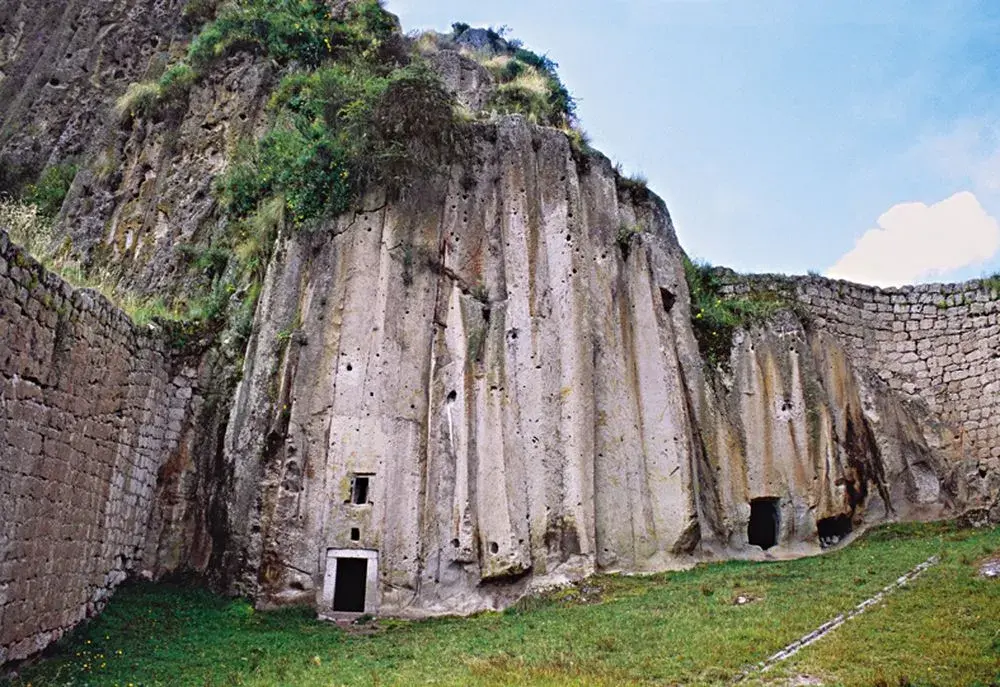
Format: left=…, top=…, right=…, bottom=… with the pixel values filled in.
left=321, top=549, right=378, bottom=619
left=817, top=514, right=853, bottom=548
left=748, top=498, right=780, bottom=550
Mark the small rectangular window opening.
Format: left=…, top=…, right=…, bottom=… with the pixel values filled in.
left=350, top=527, right=361, bottom=541
left=350, top=474, right=372, bottom=505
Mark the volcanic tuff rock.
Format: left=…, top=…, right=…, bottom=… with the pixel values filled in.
left=210, top=122, right=974, bottom=614
left=0, top=0, right=998, bottom=666
left=0, top=0, right=191, bottom=193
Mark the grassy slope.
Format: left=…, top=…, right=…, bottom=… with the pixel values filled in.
left=6, top=522, right=999, bottom=687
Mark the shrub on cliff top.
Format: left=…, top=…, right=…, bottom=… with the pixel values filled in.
left=683, top=257, right=785, bottom=367
left=188, top=0, right=397, bottom=71
left=218, top=60, right=455, bottom=226
left=23, top=162, right=77, bottom=218
left=615, top=166, right=649, bottom=203
left=481, top=44, right=577, bottom=129
left=202, top=0, right=456, bottom=227
left=437, top=23, right=576, bottom=129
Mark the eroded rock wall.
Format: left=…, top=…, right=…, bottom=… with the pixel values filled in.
left=695, top=313, right=954, bottom=556
left=718, top=273, right=1000, bottom=512
left=55, top=51, right=272, bottom=294
left=0, top=0, right=996, bottom=655
left=216, top=116, right=974, bottom=618
left=0, top=230, right=197, bottom=663
left=219, top=117, right=709, bottom=614
left=0, top=0, right=190, bottom=191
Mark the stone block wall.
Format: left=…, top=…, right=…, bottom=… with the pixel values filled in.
left=0, top=231, right=195, bottom=663
left=718, top=271, right=1000, bottom=466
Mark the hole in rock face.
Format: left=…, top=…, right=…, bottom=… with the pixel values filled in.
left=489, top=541, right=499, bottom=554
left=748, top=498, right=780, bottom=550
left=447, top=390, right=457, bottom=402
left=659, top=287, right=676, bottom=313
left=451, top=538, right=460, bottom=548
left=349, top=475, right=372, bottom=505
left=350, top=527, right=360, bottom=542
left=817, top=514, right=852, bottom=548
left=333, top=558, right=367, bottom=613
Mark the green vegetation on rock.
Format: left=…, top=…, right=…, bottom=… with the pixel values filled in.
left=683, top=257, right=786, bottom=366
left=984, top=272, right=1000, bottom=299
left=103, top=1, right=595, bottom=347
left=23, top=162, right=77, bottom=218
left=0, top=197, right=53, bottom=257
left=108, top=0, right=458, bottom=352
left=188, top=0, right=398, bottom=71
left=614, top=165, right=649, bottom=203
left=218, top=60, right=455, bottom=225
left=416, top=24, right=579, bottom=131
left=484, top=46, right=576, bottom=129
left=6, top=522, right=999, bottom=686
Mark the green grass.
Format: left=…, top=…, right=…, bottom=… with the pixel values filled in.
left=7, top=522, right=1000, bottom=686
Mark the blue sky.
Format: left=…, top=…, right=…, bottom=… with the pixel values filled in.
left=386, top=0, right=1000, bottom=286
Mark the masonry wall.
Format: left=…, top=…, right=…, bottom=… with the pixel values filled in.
left=0, top=231, right=195, bottom=663
left=718, top=272, right=1000, bottom=467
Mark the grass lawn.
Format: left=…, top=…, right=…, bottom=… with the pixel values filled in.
left=5, top=522, right=999, bottom=687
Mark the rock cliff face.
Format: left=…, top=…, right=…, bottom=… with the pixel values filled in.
left=0, top=0, right=997, bottom=665
left=0, top=0, right=190, bottom=193
left=219, top=119, right=707, bottom=613
left=718, top=272, right=999, bottom=482
left=212, top=117, right=972, bottom=616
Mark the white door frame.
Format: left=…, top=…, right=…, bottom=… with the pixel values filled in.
left=320, top=548, right=379, bottom=619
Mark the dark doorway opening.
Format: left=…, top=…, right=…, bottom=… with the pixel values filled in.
left=748, top=498, right=780, bottom=550
left=817, top=514, right=853, bottom=548
left=333, top=558, right=368, bottom=612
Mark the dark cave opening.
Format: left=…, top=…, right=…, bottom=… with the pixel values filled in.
left=748, top=498, right=780, bottom=550
left=817, top=514, right=853, bottom=548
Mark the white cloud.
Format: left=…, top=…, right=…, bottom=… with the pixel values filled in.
left=826, top=191, right=1000, bottom=287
